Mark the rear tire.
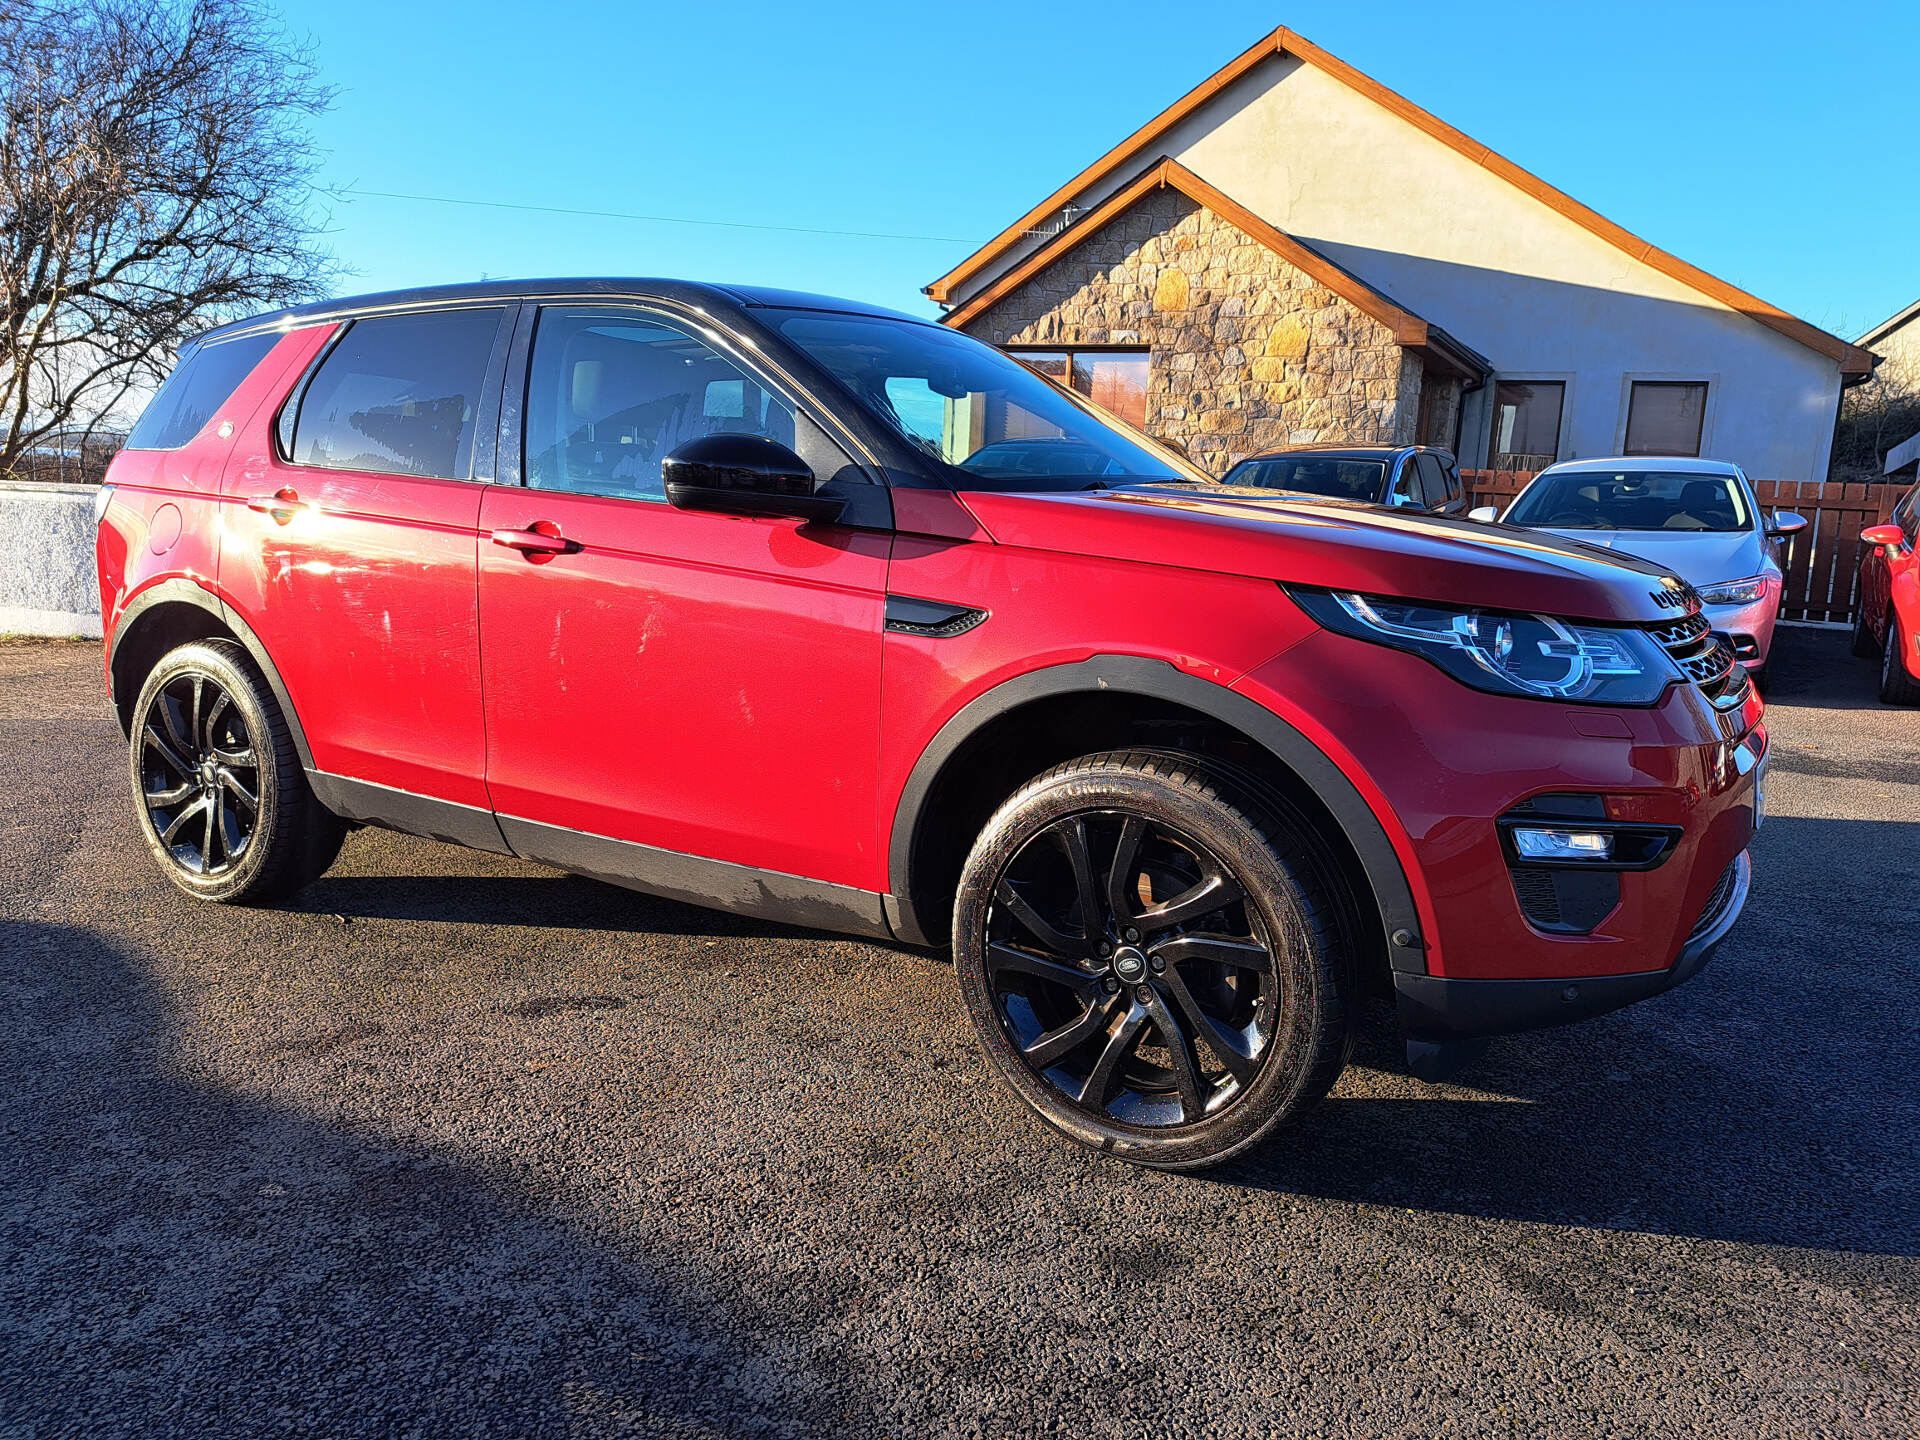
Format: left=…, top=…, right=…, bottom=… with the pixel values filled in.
left=952, top=750, right=1351, bottom=1171
left=129, top=639, right=346, bottom=903
left=1880, top=614, right=1920, bottom=706
left=1852, top=605, right=1880, bottom=659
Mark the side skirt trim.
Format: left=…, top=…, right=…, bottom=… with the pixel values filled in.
left=306, top=770, right=512, bottom=855
left=496, top=813, right=896, bottom=941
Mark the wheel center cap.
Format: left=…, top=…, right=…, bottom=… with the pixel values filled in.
left=1111, top=945, right=1148, bottom=984
left=199, top=761, right=217, bottom=788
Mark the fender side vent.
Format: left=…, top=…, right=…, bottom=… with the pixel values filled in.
left=885, top=595, right=989, bottom=638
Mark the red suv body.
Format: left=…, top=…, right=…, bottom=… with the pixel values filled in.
left=97, top=281, right=1764, bottom=1168
left=1854, top=482, right=1920, bottom=705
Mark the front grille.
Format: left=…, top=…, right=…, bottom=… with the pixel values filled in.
left=1687, top=860, right=1741, bottom=942
left=1648, top=611, right=1750, bottom=709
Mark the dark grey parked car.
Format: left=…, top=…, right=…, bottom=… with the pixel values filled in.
left=1221, top=443, right=1469, bottom=516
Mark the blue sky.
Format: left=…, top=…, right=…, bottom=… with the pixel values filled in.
left=282, top=0, right=1917, bottom=340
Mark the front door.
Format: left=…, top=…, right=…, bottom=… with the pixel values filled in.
left=220, top=306, right=511, bottom=817
left=476, top=303, right=890, bottom=898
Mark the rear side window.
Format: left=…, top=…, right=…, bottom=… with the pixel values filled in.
left=124, top=332, right=279, bottom=451
left=289, top=308, right=505, bottom=480
left=1415, top=453, right=1449, bottom=506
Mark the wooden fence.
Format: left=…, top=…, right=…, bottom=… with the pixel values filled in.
left=1460, top=469, right=1905, bottom=626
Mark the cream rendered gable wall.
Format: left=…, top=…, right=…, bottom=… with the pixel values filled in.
left=954, top=54, right=1844, bottom=482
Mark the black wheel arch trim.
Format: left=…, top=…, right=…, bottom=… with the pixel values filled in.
left=107, top=579, right=315, bottom=770
left=885, top=654, right=1427, bottom=968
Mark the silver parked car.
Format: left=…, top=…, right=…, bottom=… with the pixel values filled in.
left=1472, top=457, right=1806, bottom=685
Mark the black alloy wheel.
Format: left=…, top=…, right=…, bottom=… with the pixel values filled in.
left=138, top=670, right=260, bottom=877
left=983, top=809, right=1276, bottom=1129
left=128, top=639, right=346, bottom=903
left=954, top=751, right=1350, bottom=1170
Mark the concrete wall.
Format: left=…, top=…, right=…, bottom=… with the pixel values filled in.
left=0, top=481, right=102, bottom=637
left=953, top=53, right=1847, bottom=482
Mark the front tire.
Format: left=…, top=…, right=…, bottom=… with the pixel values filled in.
left=1881, top=614, right=1920, bottom=705
left=952, top=750, right=1351, bottom=1171
left=129, top=639, right=346, bottom=903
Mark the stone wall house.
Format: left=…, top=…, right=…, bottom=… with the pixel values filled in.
left=958, top=184, right=1473, bottom=475
left=929, top=27, right=1875, bottom=483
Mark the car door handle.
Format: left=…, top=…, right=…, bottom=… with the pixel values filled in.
left=490, top=526, right=575, bottom=555
left=246, top=487, right=307, bottom=523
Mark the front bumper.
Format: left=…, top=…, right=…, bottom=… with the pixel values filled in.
left=1703, top=591, right=1780, bottom=668
left=1392, top=850, right=1750, bottom=1040
left=1234, top=628, right=1764, bottom=988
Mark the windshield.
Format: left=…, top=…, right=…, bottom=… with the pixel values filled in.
left=768, top=309, right=1205, bottom=491
left=1505, top=469, right=1751, bottom=532
left=1227, top=456, right=1387, bottom=502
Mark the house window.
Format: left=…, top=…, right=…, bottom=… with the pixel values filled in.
left=1487, top=380, right=1564, bottom=470
left=1624, top=381, right=1708, bottom=457
left=1007, top=348, right=1149, bottom=429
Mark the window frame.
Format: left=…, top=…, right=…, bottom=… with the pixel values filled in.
left=1616, top=374, right=1717, bottom=459
left=272, top=301, right=513, bottom=483
left=1003, top=344, right=1152, bottom=430
left=1484, top=375, right=1570, bottom=471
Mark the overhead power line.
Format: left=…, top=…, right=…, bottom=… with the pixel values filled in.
left=340, top=187, right=972, bottom=246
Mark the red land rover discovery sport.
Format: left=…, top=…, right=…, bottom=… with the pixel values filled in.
left=96, top=281, right=1765, bottom=1169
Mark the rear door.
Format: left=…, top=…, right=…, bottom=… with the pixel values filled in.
left=475, top=302, right=890, bottom=895
left=221, top=305, right=511, bottom=825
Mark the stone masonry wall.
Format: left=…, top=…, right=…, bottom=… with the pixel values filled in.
left=961, top=188, right=1415, bottom=475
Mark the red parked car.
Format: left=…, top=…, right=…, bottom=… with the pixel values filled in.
left=1853, top=481, right=1920, bottom=705
left=96, top=281, right=1765, bottom=1169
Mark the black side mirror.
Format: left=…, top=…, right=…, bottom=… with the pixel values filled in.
left=1766, top=510, right=1808, bottom=540
left=662, top=434, right=844, bottom=523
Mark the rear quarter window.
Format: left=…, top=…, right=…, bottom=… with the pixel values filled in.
left=123, top=331, right=280, bottom=451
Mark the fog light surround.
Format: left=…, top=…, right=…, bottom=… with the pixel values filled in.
left=1513, top=827, right=1613, bottom=861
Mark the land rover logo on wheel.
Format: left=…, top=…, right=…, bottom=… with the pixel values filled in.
left=1111, top=946, right=1148, bottom=984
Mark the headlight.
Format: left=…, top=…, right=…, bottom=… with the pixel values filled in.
left=1287, top=587, right=1681, bottom=706
left=92, top=483, right=115, bottom=525
left=1695, top=575, right=1771, bottom=606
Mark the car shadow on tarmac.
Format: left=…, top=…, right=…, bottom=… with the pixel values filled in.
left=0, top=916, right=827, bottom=1439
left=1220, top=811, right=1919, bottom=1260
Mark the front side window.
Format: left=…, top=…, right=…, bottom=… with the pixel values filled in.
left=1230, top=456, right=1386, bottom=501
left=1005, top=348, right=1150, bottom=429
left=1488, top=380, right=1564, bottom=470
left=771, top=311, right=1201, bottom=493
left=1506, top=469, right=1751, bottom=532
left=290, top=308, right=505, bottom=479
left=1624, top=381, right=1708, bottom=457
left=125, top=331, right=279, bottom=451
left=525, top=307, right=795, bottom=501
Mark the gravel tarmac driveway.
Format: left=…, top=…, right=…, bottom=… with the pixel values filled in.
left=1, top=628, right=1915, bottom=1438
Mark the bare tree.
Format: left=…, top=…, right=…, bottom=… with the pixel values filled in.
left=1832, top=373, right=1920, bottom=485
left=0, top=0, right=333, bottom=478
